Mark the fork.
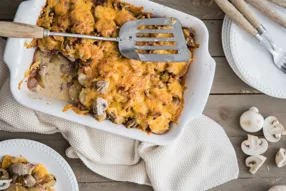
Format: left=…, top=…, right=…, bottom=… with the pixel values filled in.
left=215, top=0, right=286, bottom=73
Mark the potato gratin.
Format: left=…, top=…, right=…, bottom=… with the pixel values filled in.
left=0, top=155, right=56, bottom=191
left=25, top=0, right=197, bottom=134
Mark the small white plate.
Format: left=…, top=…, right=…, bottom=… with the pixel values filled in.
left=0, top=139, right=79, bottom=191
left=228, top=2, right=286, bottom=98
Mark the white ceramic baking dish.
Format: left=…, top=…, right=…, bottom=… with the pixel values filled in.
left=4, top=0, right=215, bottom=145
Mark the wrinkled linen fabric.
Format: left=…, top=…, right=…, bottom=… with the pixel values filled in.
left=0, top=38, right=238, bottom=191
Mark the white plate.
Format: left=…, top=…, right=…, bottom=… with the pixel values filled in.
left=0, top=139, right=79, bottom=191
left=222, top=16, right=249, bottom=86
left=4, top=0, right=216, bottom=145
left=228, top=2, right=286, bottom=98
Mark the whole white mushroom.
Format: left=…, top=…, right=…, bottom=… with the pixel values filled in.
left=240, top=107, right=264, bottom=133
left=269, top=185, right=286, bottom=191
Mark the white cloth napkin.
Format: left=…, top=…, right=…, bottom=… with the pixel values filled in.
left=0, top=38, right=239, bottom=191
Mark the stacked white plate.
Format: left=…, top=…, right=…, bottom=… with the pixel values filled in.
left=222, top=2, right=286, bottom=98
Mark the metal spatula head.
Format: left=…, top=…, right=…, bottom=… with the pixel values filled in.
left=118, top=18, right=191, bottom=62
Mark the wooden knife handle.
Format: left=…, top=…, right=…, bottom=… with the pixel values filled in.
left=247, top=0, right=286, bottom=27
left=231, top=0, right=261, bottom=29
left=0, top=21, right=45, bottom=38
left=215, top=0, right=258, bottom=36
left=268, top=0, right=286, bottom=8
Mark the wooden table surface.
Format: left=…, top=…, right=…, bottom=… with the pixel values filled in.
left=1, top=0, right=286, bottom=190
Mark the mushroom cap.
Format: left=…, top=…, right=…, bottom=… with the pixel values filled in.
left=245, top=155, right=266, bottom=174
left=269, top=185, right=286, bottom=191
left=240, top=107, right=264, bottom=133
left=8, top=163, right=34, bottom=176
left=263, top=116, right=285, bottom=143
left=276, top=148, right=286, bottom=168
left=0, top=179, right=12, bottom=190
left=241, top=135, right=268, bottom=156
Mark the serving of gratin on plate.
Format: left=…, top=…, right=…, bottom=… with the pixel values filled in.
left=23, top=0, right=197, bottom=135
left=0, top=155, right=56, bottom=191
left=4, top=0, right=215, bottom=145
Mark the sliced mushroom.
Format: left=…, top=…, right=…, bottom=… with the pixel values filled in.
left=23, top=174, right=36, bottom=187
left=241, top=135, right=268, bottom=156
left=93, top=98, right=108, bottom=116
left=78, top=72, right=87, bottom=86
left=263, top=116, right=285, bottom=143
left=79, top=89, right=87, bottom=106
left=269, top=185, right=286, bottom=191
left=276, top=148, right=286, bottom=168
left=240, top=107, right=264, bottom=133
left=96, top=81, right=109, bottom=94
left=108, top=112, right=117, bottom=122
left=0, top=169, right=9, bottom=179
left=68, top=81, right=82, bottom=102
left=9, top=163, right=34, bottom=176
left=0, top=179, right=12, bottom=190
left=126, top=118, right=137, bottom=128
left=245, top=155, right=266, bottom=174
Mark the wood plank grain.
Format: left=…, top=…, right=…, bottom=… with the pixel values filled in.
left=204, top=20, right=225, bottom=57
left=204, top=94, right=286, bottom=137
left=0, top=0, right=23, bottom=20
left=210, top=57, right=258, bottom=94
left=230, top=136, right=286, bottom=179
left=79, top=182, right=152, bottom=191
left=152, top=0, right=224, bottom=20
left=210, top=177, right=286, bottom=191
left=2, top=128, right=286, bottom=180
left=0, top=0, right=224, bottom=21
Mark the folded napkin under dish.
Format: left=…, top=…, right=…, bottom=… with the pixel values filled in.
left=0, top=38, right=238, bottom=191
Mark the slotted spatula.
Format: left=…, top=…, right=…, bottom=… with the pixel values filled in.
left=0, top=18, right=190, bottom=62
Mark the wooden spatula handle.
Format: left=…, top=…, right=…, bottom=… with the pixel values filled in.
left=0, top=22, right=45, bottom=38
left=268, top=0, right=286, bottom=8
left=247, top=0, right=286, bottom=27
left=231, top=0, right=261, bottom=29
left=215, top=0, right=258, bottom=36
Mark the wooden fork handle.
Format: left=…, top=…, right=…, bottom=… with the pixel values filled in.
left=247, top=0, right=286, bottom=27
left=231, top=0, right=261, bottom=29
left=215, top=0, right=258, bottom=36
left=268, top=0, right=286, bottom=8
left=0, top=21, right=45, bottom=38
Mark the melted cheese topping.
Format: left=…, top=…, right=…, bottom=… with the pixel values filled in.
left=31, top=0, right=196, bottom=134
